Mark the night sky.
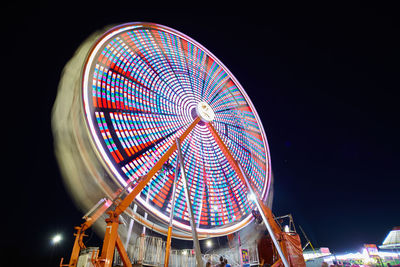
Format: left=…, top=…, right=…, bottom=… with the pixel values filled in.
left=2, top=2, right=399, bottom=266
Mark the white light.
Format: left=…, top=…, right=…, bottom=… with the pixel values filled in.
left=52, top=234, right=62, bottom=244
left=284, top=225, right=290, bottom=233
left=182, top=250, right=187, bottom=255
left=247, top=193, right=256, bottom=201
left=206, top=240, right=213, bottom=248
left=196, top=101, right=215, bottom=122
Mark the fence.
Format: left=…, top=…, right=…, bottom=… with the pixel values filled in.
left=113, top=235, right=259, bottom=267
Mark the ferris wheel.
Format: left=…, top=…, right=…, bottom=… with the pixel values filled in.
left=82, top=22, right=271, bottom=234
left=53, top=22, right=289, bottom=267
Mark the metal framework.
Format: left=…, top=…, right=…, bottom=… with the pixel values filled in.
left=61, top=117, right=290, bottom=267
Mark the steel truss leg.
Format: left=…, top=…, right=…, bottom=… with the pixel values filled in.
left=68, top=226, right=85, bottom=267
left=98, top=118, right=201, bottom=267
left=164, top=157, right=180, bottom=267
left=61, top=118, right=201, bottom=267
left=68, top=199, right=112, bottom=266
left=114, top=117, right=200, bottom=216
left=207, top=122, right=290, bottom=267
left=99, top=212, right=120, bottom=267
left=116, top=235, right=132, bottom=267
left=176, top=138, right=203, bottom=267
left=238, top=163, right=290, bottom=267
left=97, top=211, right=133, bottom=267
left=124, top=210, right=135, bottom=250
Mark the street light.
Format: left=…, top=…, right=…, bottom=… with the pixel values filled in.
left=52, top=234, right=62, bottom=244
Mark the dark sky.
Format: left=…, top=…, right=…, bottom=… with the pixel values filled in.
left=2, top=2, right=399, bottom=266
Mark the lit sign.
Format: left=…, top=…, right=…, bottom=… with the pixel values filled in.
left=364, top=244, right=379, bottom=256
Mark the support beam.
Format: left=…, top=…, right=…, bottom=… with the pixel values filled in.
left=164, top=158, right=180, bottom=267
left=68, top=227, right=84, bottom=267
left=83, top=198, right=113, bottom=231
left=206, top=123, right=247, bottom=186
left=176, top=138, right=203, bottom=267
left=207, top=122, right=289, bottom=267
left=142, top=182, right=153, bottom=236
left=124, top=204, right=137, bottom=250
left=271, top=258, right=283, bottom=267
left=114, top=117, right=200, bottom=216
left=238, top=233, right=243, bottom=267
left=164, top=226, right=173, bottom=267
left=116, top=235, right=132, bottom=267
left=98, top=212, right=120, bottom=267
left=63, top=117, right=201, bottom=266
left=238, top=163, right=289, bottom=267
left=69, top=199, right=112, bottom=266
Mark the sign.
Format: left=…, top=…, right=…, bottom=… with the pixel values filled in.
left=364, top=244, right=379, bottom=256
left=320, top=247, right=330, bottom=254
left=241, top=248, right=250, bottom=266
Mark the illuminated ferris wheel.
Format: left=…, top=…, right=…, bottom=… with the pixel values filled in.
left=53, top=22, right=283, bottom=267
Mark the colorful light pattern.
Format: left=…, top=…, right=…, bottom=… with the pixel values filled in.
left=82, top=23, right=271, bottom=234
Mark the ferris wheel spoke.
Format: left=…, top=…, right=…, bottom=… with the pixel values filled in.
left=118, top=38, right=191, bottom=109
left=206, top=77, right=231, bottom=105
left=175, top=133, right=204, bottom=219
left=214, top=119, right=262, bottom=137
left=99, top=109, right=186, bottom=163
left=96, top=62, right=182, bottom=112
left=114, top=116, right=201, bottom=216
left=209, top=82, right=242, bottom=112
left=213, top=104, right=248, bottom=114
left=206, top=123, right=250, bottom=189
left=202, top=66, right=230, bottom=104
left=94, top=36, right=185, bottom=110
left=149, top=30, right=198, bottom=103
left=212, top=120, right=267, bottom=168
left=181, top=40, right=207, bottom=100
left=209, top=145, right=246, bottom=219
left=178, top=38, right=201, bottom=103
left=199, top=56, right=211, bottom=99
left=118, top=131, right=175, bottom=166
left=211, top=120, right=252, bottom=158
left=126, top=30, right=196, bottom=106
left=95, top=107, right=178, bottom=117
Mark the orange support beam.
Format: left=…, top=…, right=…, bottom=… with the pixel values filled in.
left=115, top=234, right=132, bottom=267
left=207, top=122, right=247, bottom=186
left=68, top=226, right=85, bottom=267
left=164, top=155, right=179, bottom=267
left=98, top=212, right=120, bottom=267
left=164, top=226, right=173, bottom=267
left=206, top=123, right=248, bottom=187
left=271, top=258, right=283, bottom=267
left=67, top=199, right=112, bottom=266
left=257, top=199, right=283, bottom=240
left=206, top=122, right=290, bottom=267
left=83, top=199, right=113, bottom=231
left=95, top=117, right=200, bottom=267
left=114, top=117, right=200, bottom=216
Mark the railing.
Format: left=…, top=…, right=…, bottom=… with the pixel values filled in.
left=112, top=235, right=260, bottom=267
left=114, top=235, right=166, bottom=266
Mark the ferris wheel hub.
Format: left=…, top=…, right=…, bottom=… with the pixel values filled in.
left=196, top=101, right=215, bottom=122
